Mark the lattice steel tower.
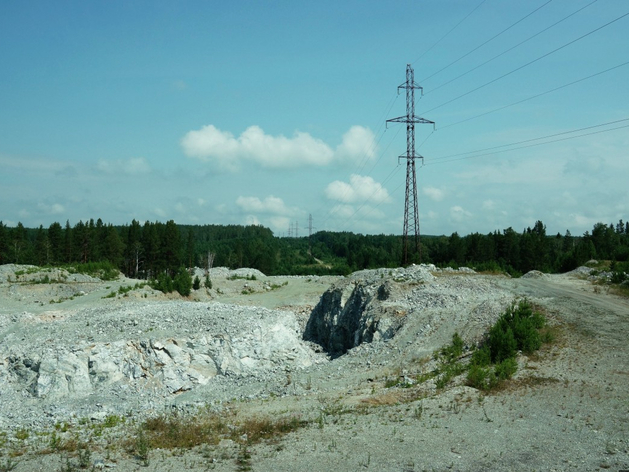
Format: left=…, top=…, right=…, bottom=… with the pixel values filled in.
left=387, top=64, right=434, bottom=265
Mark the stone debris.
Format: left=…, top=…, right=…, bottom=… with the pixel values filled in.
left=0, top=263, right=517, bottom=431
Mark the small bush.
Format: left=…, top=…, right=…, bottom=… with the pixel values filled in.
left=494, top=357, right=517, bottom=380
left=193, top=276, right=201, bottom=291
left=439, top=332, right=464, bottom=362
left=467, top=300, right=547, bottom=391
left=470, top=344, right=491, bottom=367
left=488, top=300, right=545, bottom=362
left=467, top=364, right=495, bottom=391
left=173, top=267, right=192, bottom=297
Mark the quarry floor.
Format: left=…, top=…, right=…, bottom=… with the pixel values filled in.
left=0, top=265, right=628, bottom=472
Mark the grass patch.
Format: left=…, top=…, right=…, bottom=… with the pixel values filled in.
left=66, top=261, right=119, bottom=281
left=126, top=409, right=308, bottom=456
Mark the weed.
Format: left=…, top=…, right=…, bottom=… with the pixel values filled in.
left=57, top=456, right=77, bottom=472
left=236, top=445, right=252, bottom=471
left=103, top=415, right=124, bottom=428
left=49, top=431, right=61, bottom=451
left=135, top=429, right=150, bottom=466
left=413, top=402, right=423, bottom=419
left=0, top=458, right=18, bottom=472
left=77, top=444, right=92, bottom=468
left=14, top=429, right=29, bottom=441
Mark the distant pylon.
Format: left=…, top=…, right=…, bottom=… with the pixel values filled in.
left=387, top=64, right=435, bottom=265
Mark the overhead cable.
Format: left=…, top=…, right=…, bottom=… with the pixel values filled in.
left=439, top=60, right=629, bottom=130
left=412, top=0, right=487, bottom=64
left=427, top=119, right=629, bottom=165
left=420, top=0, right=553, bottom=83
left=423, top=10, right=629, bottom=114
left=426, top=0, right=598, bottom=96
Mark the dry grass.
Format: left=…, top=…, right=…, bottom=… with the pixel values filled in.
left=361, top=391, right=405, bottom=406
left=609, top=284, right=629, bottom=298
left=127, top=409, right=308, bottom=455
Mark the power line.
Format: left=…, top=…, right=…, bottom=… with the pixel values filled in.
left=438, top=60, right=629, bottom=130
left=423, top=10, right=629, bottom=115
left=427, top=119, right=629, bottom=165
left=420, top=0, right=553, bottom=83
left=413, top=0, right=488, bottom=65
left=425, top=0, right=598, bottom=96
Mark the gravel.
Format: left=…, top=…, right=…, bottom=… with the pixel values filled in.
left=1, top=264, right=628, bottom=471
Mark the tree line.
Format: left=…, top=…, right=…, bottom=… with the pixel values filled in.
left=0, top=218, right=628, bottom=278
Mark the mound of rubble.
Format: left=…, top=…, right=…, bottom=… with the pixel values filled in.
left=0, top=263, right=516, bottom=430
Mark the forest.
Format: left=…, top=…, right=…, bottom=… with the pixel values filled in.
left=0, top=218, right=628, bottom=280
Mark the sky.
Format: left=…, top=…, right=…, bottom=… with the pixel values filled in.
left=1, top=0, right=628, bottom=237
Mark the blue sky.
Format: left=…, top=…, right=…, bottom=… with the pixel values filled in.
left=1, top=0, right=628, bottom=237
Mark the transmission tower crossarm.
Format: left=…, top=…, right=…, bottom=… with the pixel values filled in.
left=387, top=115, right=435, bottom=125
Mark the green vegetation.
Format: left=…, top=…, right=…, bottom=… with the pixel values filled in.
left=382, top=301, right=551, bottom=393
left=466, top=300, right=547, bottom=391
left=1, top=218, right=628, bottom=279
left=150, top=267, right=192, bottom=297
left=228, top=273, right=257, bottom=281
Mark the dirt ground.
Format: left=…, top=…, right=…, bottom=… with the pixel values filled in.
left=1, top=267, right=628, bottom=472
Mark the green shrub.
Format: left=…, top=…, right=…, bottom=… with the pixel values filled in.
left=193, top=276, right=201, bottom=291
left=173, top=267, right=192, bottom=297
left=467, top=300, right=547, bottom=391
left=470, top=344, right=491, bottom=367
left=439, top=332, right=464, bottom=362
left=467, top=364, right=495, bottom=391
left=488, top=300, right=545, bottom=362
left=494, top=357, right=517, bottom=380
left=151, top=273, right=174, bottom=293
left=488, top=323, right=517, bottom=363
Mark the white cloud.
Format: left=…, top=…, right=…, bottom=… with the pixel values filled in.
left=325, top=174, right=391, bottom=204
left=235, top=195, right=297, bottom=216
left=97, top=157, right=151, bottom=175
left=450, top=205, right=472, bottom=222
left=181, top=124, right=375, bottom=170
left=269, top=216, right=290, bottom=232
left=244, top=215, right=261, bottom=226
left=482, top=199, right=495, bottom=210
left=335, top=126, right=376, bottom=162
left=423, top=186, right=445, bottom=202
left=153, top=207, right=167, bottom=218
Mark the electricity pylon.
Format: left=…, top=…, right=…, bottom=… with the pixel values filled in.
left=387, top=64, right=435, bottom=265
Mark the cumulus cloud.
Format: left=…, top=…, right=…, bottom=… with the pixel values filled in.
left=482, top=199, right=496, bottom=210
left=235, top=195, right=297, bottom=216
left=423, top=186, right=445, bottom=202
left=325, top=174, right=391, bottom=204
left=181, top=124, right=375, bottom=170
left=450, top=205, right=472, bottom=222
left=96, top=157, right=151, bottom=175
left=335, top=126, right=376, bottom=161
left=329, top=203, right=385, bottom=220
